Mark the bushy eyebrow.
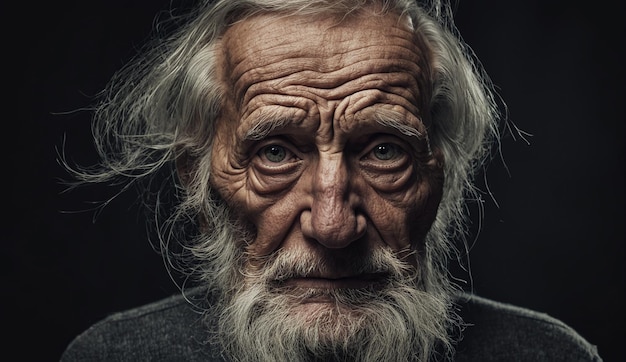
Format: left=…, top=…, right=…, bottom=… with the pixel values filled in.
left=243, top=116, right=292, bottom=141
left=370, top=109, right=425, bottom=140
left=242, top=108, right=425, bottom=142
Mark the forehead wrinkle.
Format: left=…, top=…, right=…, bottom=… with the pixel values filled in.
left=238, top=57, right=423, bottom=111
left=323, top=71, right=421, bottom=108
left=240, top=92, right=316, bottom=120
left=227, top=10, right=415, bottom=63
left=234, top=39, right=423, bottom=84
left=224, top=20, right=424, bottom=106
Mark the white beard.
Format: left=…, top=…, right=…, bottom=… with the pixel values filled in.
left=208, top=246, right=459, bottom=362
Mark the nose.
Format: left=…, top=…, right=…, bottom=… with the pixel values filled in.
left=300, top=154, right=367, bottom=248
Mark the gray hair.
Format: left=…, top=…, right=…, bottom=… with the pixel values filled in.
left=63, top=0, right=500, bottom=290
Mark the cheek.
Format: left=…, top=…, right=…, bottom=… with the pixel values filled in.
left=211, top=170, right=300, bottom=265
left=242, top=192, right=305, bottom=262
left=365, top=191, right=416, bottom=251
left=365, top=168, right=443, bottom=251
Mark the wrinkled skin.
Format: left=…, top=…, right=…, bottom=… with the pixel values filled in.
left=209, top=9, right=444, bottom=303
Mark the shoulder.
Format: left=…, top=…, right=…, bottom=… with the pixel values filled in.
left=453, top=293, right=602, bottom=361
left=61, top=287, right=221, bottom=361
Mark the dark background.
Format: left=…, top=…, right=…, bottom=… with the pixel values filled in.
left=5, top=0, right=623, bottom=360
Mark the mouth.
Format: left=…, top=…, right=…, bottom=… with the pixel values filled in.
left=277, top=272, right=390, bottom=290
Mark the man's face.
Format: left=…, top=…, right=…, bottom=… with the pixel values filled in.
left=210, top=9, right=443, bottom=312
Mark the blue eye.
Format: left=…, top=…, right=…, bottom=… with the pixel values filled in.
left=262, top=145, right=287, bottom=163
left=372, top=143, right=400, bottom=160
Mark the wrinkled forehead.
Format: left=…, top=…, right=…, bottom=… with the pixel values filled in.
left=212, top=9, right=432, bottom=132
left=221, top=9, right=415, bottom=60
left=216, top=9, right=432, bottom=106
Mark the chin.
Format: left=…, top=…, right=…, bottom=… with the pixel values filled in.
left=282, top=288, right=368, bottom=322
left=213, top=278, right=455, bottom=362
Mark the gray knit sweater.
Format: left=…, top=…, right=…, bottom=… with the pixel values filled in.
left=61, top=288, right=601, bottom=361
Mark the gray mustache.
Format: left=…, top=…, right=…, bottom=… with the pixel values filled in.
left=255, top=246, right=416, bottom=284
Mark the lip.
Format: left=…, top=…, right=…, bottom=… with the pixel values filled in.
left=280, top=273, right=388, bottom=290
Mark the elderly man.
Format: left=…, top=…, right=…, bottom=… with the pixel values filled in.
left=61, top=0, right=601, bottom=361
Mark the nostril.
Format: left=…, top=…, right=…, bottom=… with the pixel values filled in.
left=355, top=213, right=367, bottom=238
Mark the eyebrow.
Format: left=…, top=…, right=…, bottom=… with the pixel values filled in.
left=243, top=116, right=292, bottom=141
left=371, top=110, right=425, bottom=140
left=242, top=108, right=425, bottom=141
